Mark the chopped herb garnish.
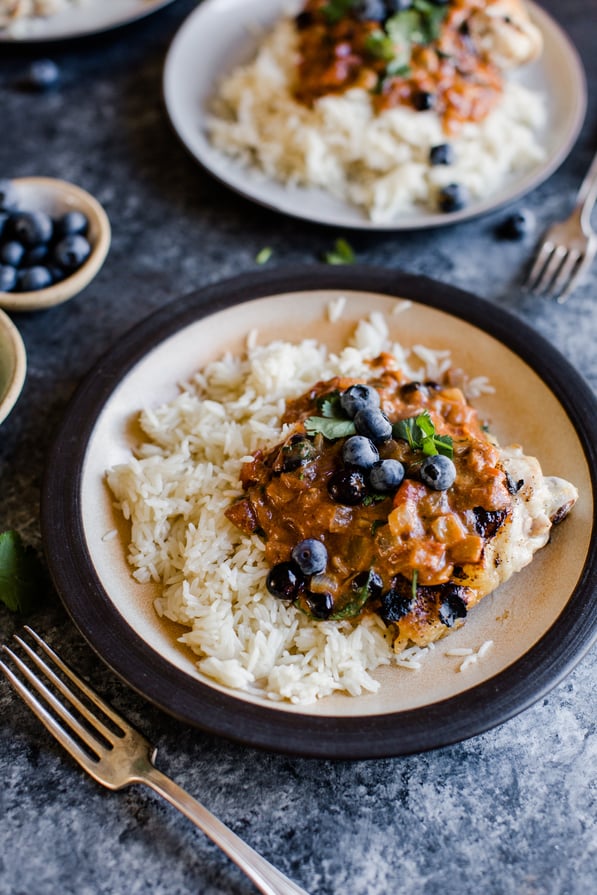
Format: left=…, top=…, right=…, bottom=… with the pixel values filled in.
left=364, top=29, right=396, bottom=62
left=321, top=0, right=356, bottom=24
left=324, top=237, right=355, bottom=265
left=393, top=410, right=453, bottom=458
left=362, top=494, right=387, bottom=506
left=304, top=416, right=356, bottom=440
left=255, top=246, right=273, bottom=265
left=411, top=569, right=418, bottom=601
left=0, top=531, right=46, bottom=615
left=371, top=519, right=387, bottom=536
left=318, top=391, right=344, bottom=418
left=330, top=569, right=376, bottom=620
left=306, top=390, right=356, bottom=439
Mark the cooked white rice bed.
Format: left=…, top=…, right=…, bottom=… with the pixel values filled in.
left=0, top=0, right=86, bottom=26
left=207, top=18, right=546, bottom=222
left=107, top=313, right=490, bottom=704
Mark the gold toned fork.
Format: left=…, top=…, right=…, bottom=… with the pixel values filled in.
left=525, top=150, right=597, bottom=302
left=0, top=627, right=311, bottom=895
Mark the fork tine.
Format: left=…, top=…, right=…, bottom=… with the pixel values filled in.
left=0, top=653, right=100, bottom=773
left=23, top=625, right=127, bottom=732
left=529, top=245, right=567, bottom=295
left=549, top=249, right=582, bottom=299
left=525, top=239, right=554, bottom=290
left=556, top=244, right=596, bottom=303
left=1, top=643, right=110, bottom=758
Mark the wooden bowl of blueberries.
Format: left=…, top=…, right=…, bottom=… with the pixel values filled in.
left=0, top=176, right=110, bottom=311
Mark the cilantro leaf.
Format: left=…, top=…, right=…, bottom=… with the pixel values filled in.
left=322, top=0, right=355, bottom=24
left=255, top=246, right=273, bottom=265
left=364, top=29, right=396, bottom=62
left=324, top=237, right=355, bottom=265
left=304, top=416, right=356, bottom=440
left=0, top=531, right=46, bottom=615
left=318, top=391, right=344, bottom=418
left=330, top=569, right=376, bottom=620
left=392, top=410, right=453, bottom=458
left=411, top=569, right=418, bottom=601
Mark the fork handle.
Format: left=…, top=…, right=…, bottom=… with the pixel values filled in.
left=140, top=764, right=311, bottom=895
left=576, top=150, right=597, bottom=227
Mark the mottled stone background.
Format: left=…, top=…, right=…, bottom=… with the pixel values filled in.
left=0, top=1, right=595, bottom=893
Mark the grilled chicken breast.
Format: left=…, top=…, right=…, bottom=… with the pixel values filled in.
left=468, top=0, right=543, bottom=70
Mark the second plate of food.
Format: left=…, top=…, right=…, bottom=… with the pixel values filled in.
left=0, top=0, right=178, bottom=41
left=163, top=0, right=586, bottom=230
left=41, top=267, right=596, bottom=757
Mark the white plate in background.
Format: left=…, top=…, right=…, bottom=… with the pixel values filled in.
left=163, top=0, right=587, bottom=230
left=0, top=0, right=178, bottom=41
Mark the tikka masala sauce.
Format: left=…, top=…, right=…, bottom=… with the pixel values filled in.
left=294, top=0, right=504, bottom=133
left=226, top=356, right=514, bottom=633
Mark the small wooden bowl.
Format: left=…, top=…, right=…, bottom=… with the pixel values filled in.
left=0, top=177, right=111, bottom=312
left=0, top=308, right=26, bottom=425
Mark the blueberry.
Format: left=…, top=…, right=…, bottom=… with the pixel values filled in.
left=354, top=0, right=386, bottom=21
left=342, top=435, right=379, bottom=469
left=17, top=265, right=53, bottom=291
left=328, top=467, right=368, bottom=505
left=420, top=454, right=456, bottom=490
left=55, top=210, right=89, bottom=238
left=0, top=211, right=10, bottom=238
left=438, top=589, right=468, bottom=627
left=0, top=240, right=25, bottom=267
left=281, top=435, right=316, bottom=472
left=385, top=0, right=412, bottom=11
left=429, top=143, right=454, bottom=166
left=354, top=407, right=392, bottom=444
left=0, top=265, right=17, bottom=292
left=0, top=179, right=18, bottom=211
left=10, top=210, right=53, bottom=246
left=413, top=91, right=435, bottom=111
left=351, top=569, right=383, bottom=600
left=266, top=562, right=305, bottom=601
left=291, top=538, right=328, bottom=576
left=438, top=183, right=469, bottom=213
left=53, top=233, right=91, bottom=270
left=23, top=243, right=50, bottom=266
left=340, top=384, right=380, bottom=419
left=47, top=265, right=66, bottom=284
left=369, top=458, right=405, bottom=492
left=26, top=59, right=60, bottom=90
left=497, top=209, right=534, bottom=241
left=295, top=10, right=314, bottom=29
left=379, top=587, right=413, bottom=624
left=305, top=591, right=334, bottom=620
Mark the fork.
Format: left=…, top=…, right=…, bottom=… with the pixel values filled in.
left=0, top=627, right=311, bottom=895
left=524, top=150, right=597, bottom=301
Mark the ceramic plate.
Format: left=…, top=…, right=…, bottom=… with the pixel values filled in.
left=41, top=268, right=597, bottom=757
left=0, top=0, right=177, bottom=41
left=163, top=0, right=587, bottom=230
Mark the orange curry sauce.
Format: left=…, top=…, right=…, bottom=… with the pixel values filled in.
left=226, top=357, right=513, bottom=623
left=294, top=0, right=504, bottom=132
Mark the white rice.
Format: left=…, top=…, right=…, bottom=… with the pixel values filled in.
left=0, top=0, right=87, bottom=28
left=206, top=17, right=547, bottom=222
left=106, top=310, right=492, bottom=704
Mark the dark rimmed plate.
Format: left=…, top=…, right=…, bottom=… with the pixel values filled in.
left=41, top=267, right=597, bottom=758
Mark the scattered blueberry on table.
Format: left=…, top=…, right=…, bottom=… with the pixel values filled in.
left=496, top=208, right=535, bottom=240
left=0, top=181, right=92, bottom=293
left=25, top=59, right=60, bottom=91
